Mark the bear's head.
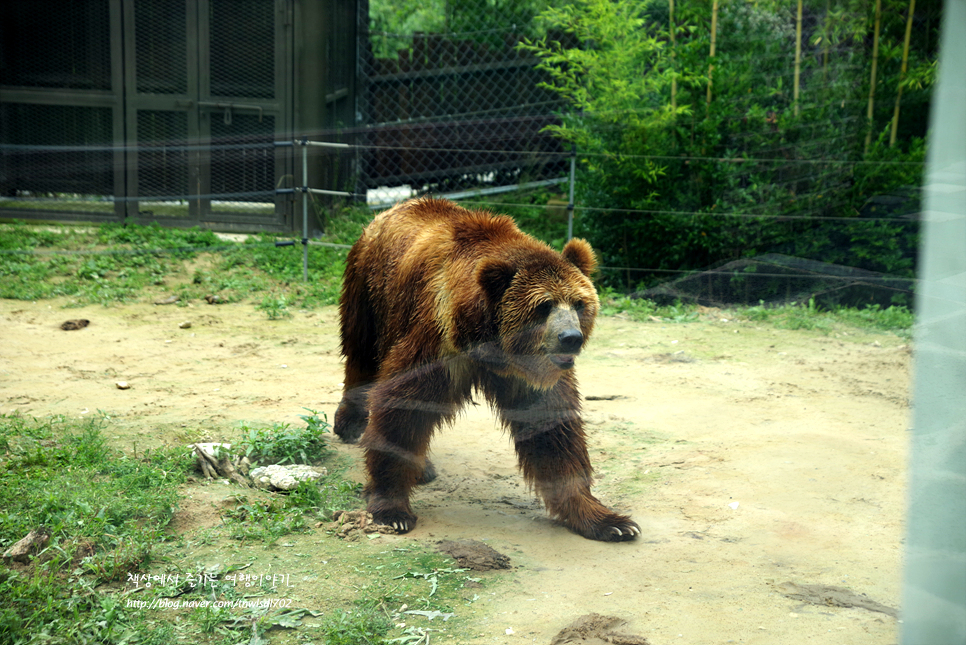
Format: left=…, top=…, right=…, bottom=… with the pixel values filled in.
left=478, top=238, right=600, bottom=389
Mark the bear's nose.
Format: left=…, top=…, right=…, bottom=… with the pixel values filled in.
left=558, top=328, right=583, bottom=352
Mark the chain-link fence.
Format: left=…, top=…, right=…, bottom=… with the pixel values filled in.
left=355, top=15, right=571, bottom=207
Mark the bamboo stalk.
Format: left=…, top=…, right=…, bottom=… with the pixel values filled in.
left=706, top=0, right=719, bottom=112
left=864, top=0, right=883, bottom=154
left=670, top=0, right=677, bottom=112
left=890, top=0, right=916, bottom=146
left=822, top=0, right=831, bottom=87
left=794, top=0, right=803, bottom=116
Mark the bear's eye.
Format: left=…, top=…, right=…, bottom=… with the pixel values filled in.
left=534, top=300, right=553, bottom=320
left=573, top=300, right=585, bottom=313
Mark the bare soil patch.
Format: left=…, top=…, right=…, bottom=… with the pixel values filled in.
left=0, top=299, right=909, bottom=644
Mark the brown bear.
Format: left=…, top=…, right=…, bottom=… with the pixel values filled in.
left=334, top=197, right=640, bottom=542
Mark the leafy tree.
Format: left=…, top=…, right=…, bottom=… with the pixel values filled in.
left=521, top=0, right=934, bottom=298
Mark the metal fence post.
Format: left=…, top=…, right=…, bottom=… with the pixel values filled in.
left=301, top=139, right=309, bottom=283
left=567, top=143, right=576, bottom=241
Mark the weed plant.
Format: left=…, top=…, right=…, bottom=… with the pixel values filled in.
left=320, top=606, right=392, bottom=645
left=255, top=294, right=292, bottom=319
left=221, top=496, right=309, bottom=544
left=237, top=410, right=332, bottom=465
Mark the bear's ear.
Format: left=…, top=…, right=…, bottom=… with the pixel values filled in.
left=477, top=258, right=517, bottom=305
left=562, top=238, right=597, bottom=277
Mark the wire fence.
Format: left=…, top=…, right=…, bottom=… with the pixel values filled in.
left=0, top=130, right=923, bottom=308
left=0, top=0, right=932, bottom=309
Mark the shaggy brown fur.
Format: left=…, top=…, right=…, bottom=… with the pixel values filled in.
left=334, top=197, right=639, bottom=541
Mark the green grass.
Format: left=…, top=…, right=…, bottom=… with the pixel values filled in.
left=223, top=413, right=363, bottom=544
left=740, top=298, right=914, bottom=337
left=0, top=210, right=370, bottom=309
left=0, top=413, right=191, bottom=644
left=598, top=289, right=913, bottom=338
left=0, top=411, right=487, bottom=645
left=0, top=208, right=916, bottom=336
left=599, top=288, right=700, bottom=322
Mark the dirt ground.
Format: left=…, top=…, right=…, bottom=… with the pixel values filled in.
left=0, top=298, right=910, bottom=644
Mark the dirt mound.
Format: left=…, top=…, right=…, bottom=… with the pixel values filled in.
left=550, top=614, right=649, bottom=645
left=436, top=539, right=511, bottom=571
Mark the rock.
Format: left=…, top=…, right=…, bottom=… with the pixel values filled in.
left=205, top=295, right=224, bottom=304
left=116, top=381, right=130, bottom=390
left=3, top=527, right=50, bottom=563
left=179, top=321, right=192, bottom=329
left=154, top=295, right=179, bottom=305
left=250, top=464, right=327, bottom=491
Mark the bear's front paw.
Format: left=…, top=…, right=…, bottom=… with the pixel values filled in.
left=369, top=507, right=418, bottom=534
left=333, top=400, right=368, bottom=443
left=587, top=515, right=641, bottom=542
left=416, top=459, right=438, bottom=485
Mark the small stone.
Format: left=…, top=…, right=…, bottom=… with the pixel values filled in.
left=116, top=381, right=130, bottom=390
left=179, top=321, right=192, bottom=329
left=249, top=464, right=327, bottom=491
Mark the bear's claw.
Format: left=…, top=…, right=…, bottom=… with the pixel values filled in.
left=587, top=516, right=641, bottom=542
left=370, top=508, right=417, bottom=534
left=610, top=524, right=641, bottom=538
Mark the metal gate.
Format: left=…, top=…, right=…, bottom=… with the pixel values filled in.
left=1, top=0, right=297, bottom=231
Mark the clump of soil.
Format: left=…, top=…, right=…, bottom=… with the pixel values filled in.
left=327, top=510, right=398, bottom=540
left=60, top=319, right=89, bottom=330
left=549, top=614, right=650, bottom=645
left=436, top=539, right=511, bottom=571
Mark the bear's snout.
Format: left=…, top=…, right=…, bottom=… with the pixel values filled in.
left=557, top=328, right=583, bottom=353
left=545, top=305, right=586, bottom=370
